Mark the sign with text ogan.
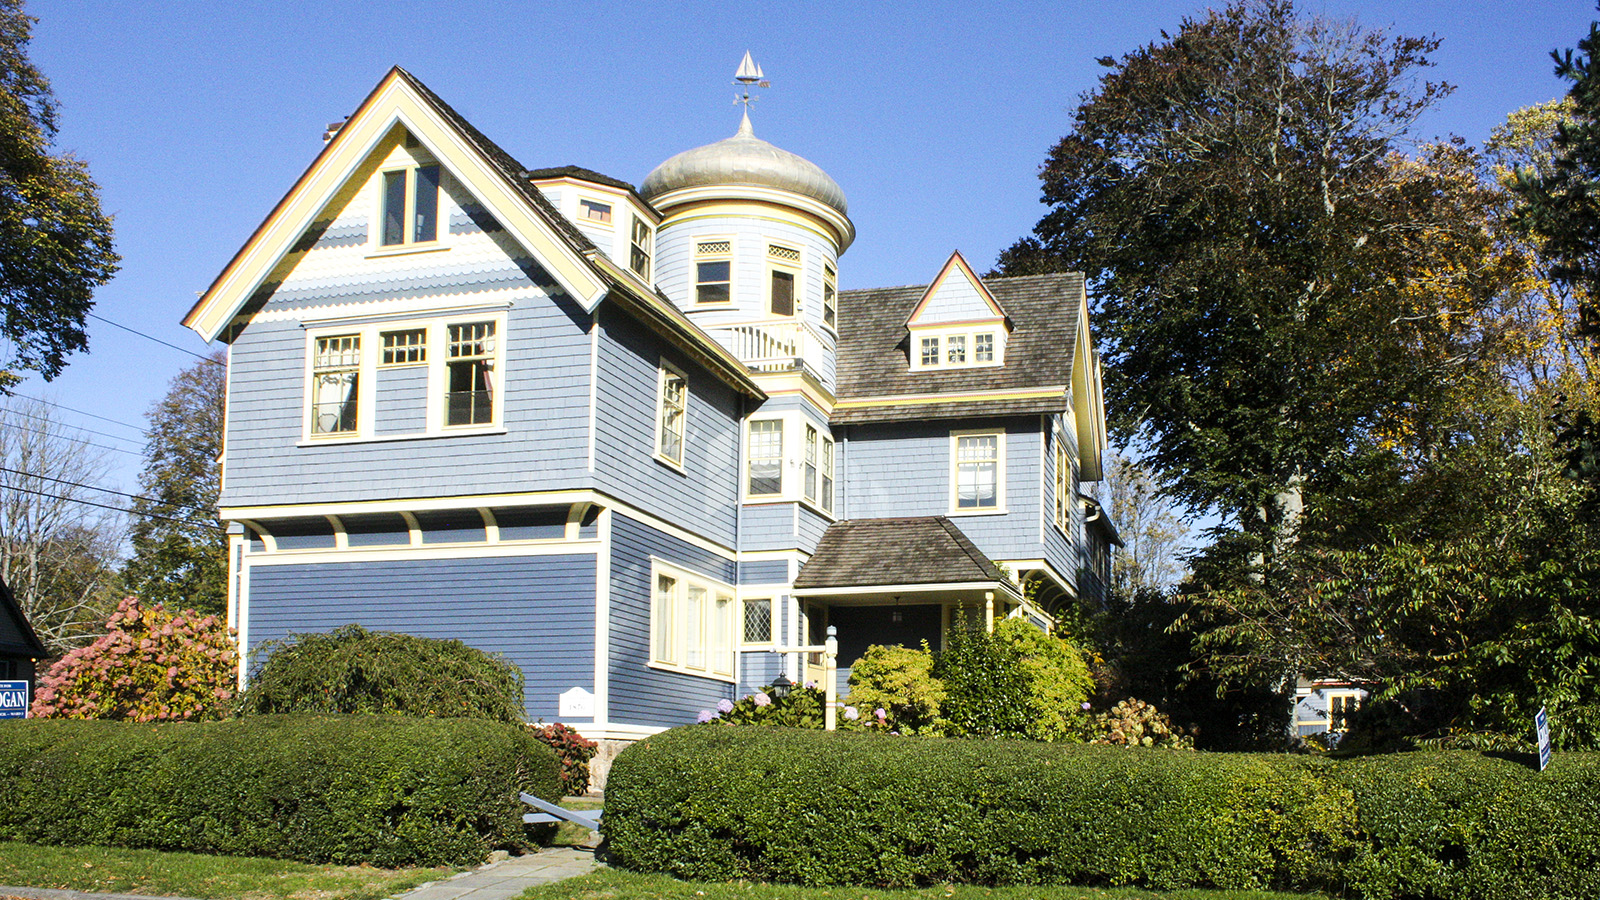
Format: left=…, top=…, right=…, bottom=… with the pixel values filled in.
left=0, top=680, right=29, bottom=719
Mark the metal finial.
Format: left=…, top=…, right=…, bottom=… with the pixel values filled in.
left=733, top=51, right=770, bottom=116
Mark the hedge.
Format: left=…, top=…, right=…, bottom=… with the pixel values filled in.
left=604, top=727, right=1600, bottom=898
left=0, top=714, right=562, bottom=868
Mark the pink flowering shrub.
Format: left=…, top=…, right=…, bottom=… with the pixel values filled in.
left=30, top=596, right=237, bottom=722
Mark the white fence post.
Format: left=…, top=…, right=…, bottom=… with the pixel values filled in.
left=824, top=625, right=838, bottom=732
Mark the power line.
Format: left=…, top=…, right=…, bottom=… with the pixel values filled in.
left=0, top=465, right=216, bottom=520
left=8, top=393, right=147, bottom=433
left=2, top=404, right=145, bottom=448
left=0, top=418, right=143, bottom=458
left=0, top=483, right=222, bottom=531
left=88, top=313, right=222, bottom=366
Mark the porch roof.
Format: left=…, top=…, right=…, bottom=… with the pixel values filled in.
left=793, top=516, right=1020, bottom=597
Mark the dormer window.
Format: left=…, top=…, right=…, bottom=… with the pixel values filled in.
left=580, top=199, right=612, bottom=223
left=947, top=335, right=967, bottom=365
left=913, top=328, right=1004, bottom=370
left=381, top=164, right=440, bottom=246
left=905, top=251, right=1010, bottom=372
left=920, top=337, right=940, bottom=367
left=975, top=333, right=994, bottom=363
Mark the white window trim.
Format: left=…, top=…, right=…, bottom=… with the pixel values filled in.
left=1053, top=418, right=1073, bottom=535
left=373, top=152, right=444, bottom=251
left=301, top=311, right=507, bottom=444
left=910, top=323, right=1007, bottom=371
left=630, top=215, right=653, bottom=280
left=654, top=359, right=688, bottom=471
left=949, top=428, right=1006, bottom=515
left=693, top=236, right=736, bottom=306
left=578, top=197, right=615, bottom=226
left=741, top=596, right=777, bottom=648
left=741, top=414, right=836, bottom=517
left=767, top=243, right=802, bottom=317
left=649, top=559, right=737, bottom=681
left=745, top=417, right=785, bottom=500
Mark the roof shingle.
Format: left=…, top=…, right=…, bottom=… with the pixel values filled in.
left=793, top=516, right=1018, bottom=593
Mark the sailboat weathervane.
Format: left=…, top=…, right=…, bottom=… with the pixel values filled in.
left=734, top=51, right=770, bottom=113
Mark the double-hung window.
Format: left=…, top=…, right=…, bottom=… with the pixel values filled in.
left=821, top=436, right=835, bottom=513
left=747, top=419, right=783, bottom=496
left=311, top=335, right=360, bottom=435
left=768, top=244, right=799, bottom=316
left=656, top=363, right=687, bottom=466
left=446, top=322, right=495, bottom=427
left=651, top=561, right=735, bottom=679
left=1054, top=425, right=1073, bottom=532
left=630, top=217, right=652, bottom=279
left=381, top=164, right=440, bottom=247
left=804, top=425, right=819, bottom=502
left=695, top=240, right=732, bottom=304
left=823, top=263, right=837, bottom=329
left=952, top=431, right=1002, bottom=512
left=803, top=425, right=835, bottom=513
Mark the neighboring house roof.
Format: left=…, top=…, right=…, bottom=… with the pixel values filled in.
left=833, top=272, right=1086, bottom=425
left=793, top=516, right=1021, bottom=597
left=523, top=165, right=638, bottom=192
left=0, top=574, right=47, bottom=660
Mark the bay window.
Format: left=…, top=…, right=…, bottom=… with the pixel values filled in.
left=748, top=419, right=783, bottom=496
left=651, top=561, right=736, bottom=680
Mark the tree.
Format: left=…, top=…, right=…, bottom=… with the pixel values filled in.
left=996, top=1, right=1500, bottom=565
left=0, top=0, right=119, bottom=388
left=1105, top=452, right=1188, bottom=594
left=0, top=395, right=123, bottom=651
left=121, top=352, right=226, bottom=616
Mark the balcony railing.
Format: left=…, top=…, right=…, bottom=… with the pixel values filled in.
left=705, top=321, right=831, bottom=382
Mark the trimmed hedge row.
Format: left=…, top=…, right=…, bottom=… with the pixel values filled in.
left=0, top=715, right=562, bottom=868
left=604, top=727, right=1600, bottom=899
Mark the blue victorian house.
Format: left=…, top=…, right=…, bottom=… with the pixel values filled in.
left=184, top=67, right=1114, bottom=772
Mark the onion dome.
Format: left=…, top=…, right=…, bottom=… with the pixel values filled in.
left=640, top=112, right=848, bottom=218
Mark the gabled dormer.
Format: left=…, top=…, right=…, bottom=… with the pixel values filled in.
left=906, top=251, right=1011, bottom=372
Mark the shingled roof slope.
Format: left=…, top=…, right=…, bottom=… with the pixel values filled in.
left=833, top=272, right=1085, bottom=424
left=0, top=573, right=46, bottom=659
left=794, top=516, right=1019, bottom=594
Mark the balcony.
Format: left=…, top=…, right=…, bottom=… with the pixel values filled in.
left=704, top=321, right=833, bottom=388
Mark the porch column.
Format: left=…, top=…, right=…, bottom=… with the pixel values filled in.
left=984, top=591, right=994, bottom=633
left=823, top=625, right=838, bottom=731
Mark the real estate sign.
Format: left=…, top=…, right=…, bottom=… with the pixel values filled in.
left=1536, top=706, right=1552, bottom=771
left=0, top=680, right=28, bottom=719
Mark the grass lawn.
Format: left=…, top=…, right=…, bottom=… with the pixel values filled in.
left=517, top=868, right=1335, bottom=900
left=0, top=841, right=460, bottom=900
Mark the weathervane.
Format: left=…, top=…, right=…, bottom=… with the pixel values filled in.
left=733, top=51, right=770, bottom=114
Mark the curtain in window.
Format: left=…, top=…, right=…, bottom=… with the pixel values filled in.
left=957, top=435, right=998, bottom=508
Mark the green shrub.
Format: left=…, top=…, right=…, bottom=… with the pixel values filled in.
left=239, top=625, right=524, bottom=723
left=934, top=617, right=1094, bottom=741
left=846, top=643, right=946, bottom=734
left=0, top=714, right=560, bottom=867
left=605, top=727, right=1355, bottom=890
left=531, top=722, right=598, bottom=795
left=704, top=684, right=827, bottom=728
left=996, top=618, right=1094, bottom=741
left=607, top=729, right=1600, bottom=898
left=1334, top=752, right=1600, bottom=900
left=30, top=597, right=237, bottom=722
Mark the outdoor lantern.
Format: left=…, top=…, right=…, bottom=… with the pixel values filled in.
left=770, top=673, right=792, bottom=699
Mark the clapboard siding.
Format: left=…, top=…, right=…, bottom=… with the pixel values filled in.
left=1042, top=413, right=1082, bottom=578
left=591, top=306, right=742, bottom=547
left=738, top=651, right=785, bottom=694
left=738, top=503, right=797, bottom=551
left=246, top=554, right=595, bottom=722
left=374, top=365, right=428, bottom=436
left=842, top=417, right=1044, bottom=558
left=738, top=560, right=790, bottom=585
left=606, top=513, right=736, bottom=728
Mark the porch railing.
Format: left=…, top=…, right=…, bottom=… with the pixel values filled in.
left=772, top=625, right=840, bottom=731
left=705, top=321, right=829, bottom=377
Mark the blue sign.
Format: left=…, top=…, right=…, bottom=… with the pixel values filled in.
left=0, top=680, right=28, bottom=719
left=1536, top=706, right=1552, bottom=772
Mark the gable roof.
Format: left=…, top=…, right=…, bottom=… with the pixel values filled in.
left=904, top=251, right=1007, bottom=327
left=183, top=68, right=763, bottom=400
left=833, top=272, right=1086, bottom=425
left=0, top=573, right=46, bottom=660
left=793, top=516, right=1020, bottom=596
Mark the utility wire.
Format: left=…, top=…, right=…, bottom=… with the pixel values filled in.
left=8, top=392, right=147, bottom=433
left=1, top=419, right=143, bottom=458
left=0, top=483, right=222, bottom=530
left=2, top=404, right=146, bottom=448
left=0, top=465, right=216, bottom=520
left=88, top=313, right=221, bottom=366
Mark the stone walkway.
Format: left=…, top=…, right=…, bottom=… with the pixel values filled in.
left=390, top=846, right=601, bottom=900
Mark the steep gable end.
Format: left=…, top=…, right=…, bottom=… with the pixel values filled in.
left=905, top=251, right=1010, bottom=372
left=184, top=67, right=609, bottom=342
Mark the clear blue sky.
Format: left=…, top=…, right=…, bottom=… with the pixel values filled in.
left=14, top=0, right=1598, bottom=504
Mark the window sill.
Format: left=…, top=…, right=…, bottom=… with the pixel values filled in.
left=366, top=243, right=450, bottom=260
left=654, top=454, right=688, bottom=475
left=647, top=661, right=737, bottom=683
left=948, top=507, right=1009, bottom=517
left=298, top=426, right=507, bottom=447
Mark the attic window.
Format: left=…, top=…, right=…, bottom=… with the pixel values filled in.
left=911, top=328, right=1004, bottom=370
left=381, top=165, right=440, bottom=246
left=580, top=199, right=612, bottom=223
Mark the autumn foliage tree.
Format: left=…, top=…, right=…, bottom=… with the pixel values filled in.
left=30, top=595, right=237, bottom=721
